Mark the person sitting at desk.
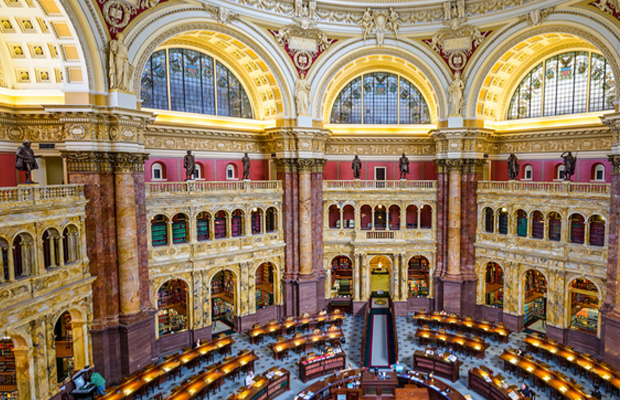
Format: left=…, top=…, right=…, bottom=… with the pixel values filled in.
left=90, top=372, right=106, bottom=396
left=245, top=371, right=255, bottom=387
left=592, top=384, right=602, bottom=400
left=439, top=309, right=447, bottom=316
left=519, top=383, right=532, bottom=398
left=515, top=348, right=524, bottom=357
left=391, top=360, right=405, bottom=373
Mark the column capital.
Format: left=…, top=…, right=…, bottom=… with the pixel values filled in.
left=111, top=152, right=149, bottom=173
left=431, top=127, right=494, bottom=160
left=601, top=112, right=620, bottom=153
left=434, top=158, right=486, bottom=173
left=608, top=154, right=620, bottom=174
left=61, top=151, right=113, bottom=173
left=265, top=126, right=330, bottom=159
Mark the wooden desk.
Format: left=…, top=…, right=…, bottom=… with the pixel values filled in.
left=299, top=351, right=346, bottom=382
left=100, top=336, right=234, bottom=400
left=361, top=370, right=397, bottom=398
left=499, top=349, right=593, bottom=400
left=415, top=328, right=489, bottom=358
left=413, top=312, right=511, bottom=342
left=269, top=329, right=344, bottom=359
left=226, top=368, right=290, bottom=400
left=247, top=312, right=346, bottom=344
left=399, top=373, right=467, bottom=400
left=169, top=350, right=258, bottom=400
left=468, top=367, right=528, bottom=400
left=396, top=387, right=430, bottom=400
left=524, top=334, right=620, bottom=393
left=413, top=351, right=461, bottom=382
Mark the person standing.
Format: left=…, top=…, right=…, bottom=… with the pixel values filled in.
left=90, top=372, right=106, bottom=396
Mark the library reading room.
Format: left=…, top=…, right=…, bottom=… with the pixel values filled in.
left=4, top=0, right=620, bottom=399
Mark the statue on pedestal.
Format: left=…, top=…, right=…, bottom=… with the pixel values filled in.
left=448, top=72, right=464, bottom=116
left=242, top=152, right=250, bottom=180
left=561, top=151, right=577, bottom=181
left=295, top=78, right=311, bottom=115
left=352, top=155, right=362, bottom=179
left=399, top=153, right=409, bottom=179
left=183, top=150, right=196, bottom=181
left=507, top=153, right=520, bottom=180
left=15, top=140, right=40, bottom=184
left=109, top=33, right=131, bottom=91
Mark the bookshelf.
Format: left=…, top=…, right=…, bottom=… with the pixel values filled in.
left=214, top=215, right=226, bottom=239
left=151, top=215, right=167, bottom=246
left=231, top=211, right=243, bottom=237
left=256, top=263, right=274, bottom=309
left=172, top=215, right=188, bottom=244
left=590, top=220, right=605, bottom=246
left=251, top=211, right=261, bottom=234
left=331, top=257, right=353, bottom=298
left=524, top=297, right=545, bottom=326
left=157, top=280, right=188, bottom=336
left=408, top=256, right=429, bottom=297
left=570, top=278, right=599, bottom=332
left=0, top=340, right=16, bottom=397
left=197, top=212, right=210, bottom=241
left=570, top=219, right=585, bottom=244
left=407, top=279, right=428, bottom=297
left=299, top=352, right=346, bottom=382
left=212, top=271, right=235, bottom=322
left=532, top=216, right=544, bottom=239
left=517, top=215, right=527, bottom=236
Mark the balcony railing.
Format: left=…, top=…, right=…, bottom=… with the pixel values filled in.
left=146, top=180, right=282, bottom=196
left=478, top=181, right=609, bottom=196
left=366, top=231, right=396, bottom=240
left=324, top=180, right=437, bottom=190
left=0, top=184, right=84, bottom=205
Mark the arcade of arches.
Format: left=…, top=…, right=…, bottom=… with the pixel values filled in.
left=4, top=0, right=620, bottom=398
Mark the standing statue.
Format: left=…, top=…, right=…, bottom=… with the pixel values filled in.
left=448, top=72, right=464, bottom=116
left=387, top=7, right=400, bottom=38
left=352, top=155, right=362, bottom=179
left=109, top=33, right=131, bottom=91
left=507, top=153, right=520, bottom=180
left=183, top=150, right=196, bottom=181
left=361, top=8, right=374, bottom=40
left=399, top=153, right=409, bottom=179
left=242, top=152, right=251, bottom=180
left=561, top=151, right=577, bottom=181
left=295, top=78, right=311, bottom=115
left=15, top=140, right=40, bottom=184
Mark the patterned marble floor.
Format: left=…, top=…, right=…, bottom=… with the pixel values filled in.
left=148, top=315, right=606, bottom=399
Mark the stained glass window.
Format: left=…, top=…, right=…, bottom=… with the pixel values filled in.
left=508, top=51, right=615, bottom=120
left=330, top=72, right=430, bottom=124
left=140, top=48, right=252, bottom=119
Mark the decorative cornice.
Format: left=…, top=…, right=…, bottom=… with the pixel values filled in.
left=111, top=152, right=150, bottom=173
left=435, top=158, right=486, bottom=173
left=61, top=151, right=114, bottom=173
left=608, top=155, right=620, bottom=174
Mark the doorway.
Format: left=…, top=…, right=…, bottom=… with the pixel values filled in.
left=523, top=269, right=547, bottom=332
left=369, top=255, right=392, bottom=296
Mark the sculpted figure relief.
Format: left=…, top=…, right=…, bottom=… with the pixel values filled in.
left=109, top=33, right=131, bottom=91
left=352, top=155, right=362, bottom=179
left=387, top=7, right=400, bottom=37
left=507, top=153, right=520, bottom=180
left=561, top=151, right=577, bottom=181
left=15, top=140, right=40, bottom=184
left=242, top=152, right=251, bottom=180
left=361, top=8, right=374, bottom=40
left=184, top=150, right=195, bottom=181
left=448, top=72, right=464, bottom=116
left=399, top=153, right=409, bottom=179
left=295, top=78, right=311, bottom=115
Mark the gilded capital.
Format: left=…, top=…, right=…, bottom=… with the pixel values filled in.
left=112, top=152, right=149, bottom=173
left=434, top=158, right=486, bottom=173
left=609, top=154, right=620, bottom=174
left=61, top=151, right=113, bottom=173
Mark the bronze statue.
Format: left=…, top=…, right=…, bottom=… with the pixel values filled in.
left=15, top=140, right=40, bottom=184
left=399, top=153, right=409, bottom=179
left=242, top=152, right=250, bottom=180
left=352, top=155, right=362, bottom=179
left=507, top=153, right=520, bottom=180
left=183, top=150, right=195, bottom=181
left=561, top=151, right=576, bottom=181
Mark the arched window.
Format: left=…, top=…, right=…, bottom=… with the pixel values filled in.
left=226, top=164, right=237, bottom=180
left=484, top=208, right=494, bottom=233
left=531, top=211, right=544, bottom=239
left=151, top=162, right=166, bottom=181
left=485, top=262, right=504, bottom=309
left=556, top=165, right=565, bottom=181
left=360, top=205, right=372, bottom=230
left=251, top=208, right=262, bottom=235
left=211, top=270, right=236, bottom=330
left=592, top=164, right=605, bottom=182
left=193, top=163, right=203, bottom=180
left=388, top=205, right=400, bottom=230
left=331, top=256, right=353, bottom=298
left=151, top=215, right=169, bottom=246
left=547, top=212, right=562, bottom=241
left=197, top=212, right=211, bottom=241
left=342, top=205, right=355, bottom=229
left=523, top=165, right=533, bottom=180
left=407, top=256, right=430, bottom=298
left=569, top=214, right=585, bottom=244
left=328, top=205, right=341, bottom=229
left=516, top=210, right=528, bottom=236
left=12, top=233, right=34, bottom=278
left=214, top=211, right=227, bottom=239
left=374, top=205, right=386, bottom=230
left=256, top=263, right=275, bottom=308
left=498, top=208, right=508, bottom=234
left=589, top=215, right=606, bottom=246
left=569, top=278, right=600, bottom=333
left=265, top=207, right=277, bottom=232
left=55, top=311, right=74, bottom=382
left=231, top=209, right=244, bottom=237
left=0, top=238, right=9, bottom=282
left=141, top=48, right=252, bottom=118
left=63, top=225, right=79, bottom=264
left=43, top=228, right=61, bottom=269
left=172, top=214, right=188, bottom=244
left=508, top=51, right=615, bottom=120
left=157, top=279, right=189, bottom=337
left=406, top=205, right=418, bottom=229
left=330, top=72, right=430, bottom=124
left=420, top=205, right=432, bottom=229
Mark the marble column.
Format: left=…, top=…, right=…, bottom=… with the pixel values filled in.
left=298, top=160, right=313, bottom=277
left=12, top=348, right=32, bottom=400
left=353, top=253, right=361, bottom=301
left=447, top=166, right=461, bottom=279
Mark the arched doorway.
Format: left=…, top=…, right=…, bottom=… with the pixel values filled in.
left=54, top=311, right=74, bottom=382
left=568, top=278, right=600, bottom=333
left=485, top=262, right=504, bottom=309
left=407, top=256, right=429, bottom=298
left=330, top=256, right=353, bottom=298
left=0, top=338, right=17, bottom=398
left=211, top=270, right=236, bottom=334
left=156, top=279, right=189, bottom=337
left=255, top=263, right=275, bottom=309
left=523, top=270, right=547, bottom=332
left=369, top=255, right=392, bottom=296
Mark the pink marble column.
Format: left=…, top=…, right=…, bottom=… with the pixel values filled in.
left=446, top=167, right=462, bottom=279
left=298, top=160, right=313, bottom=276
